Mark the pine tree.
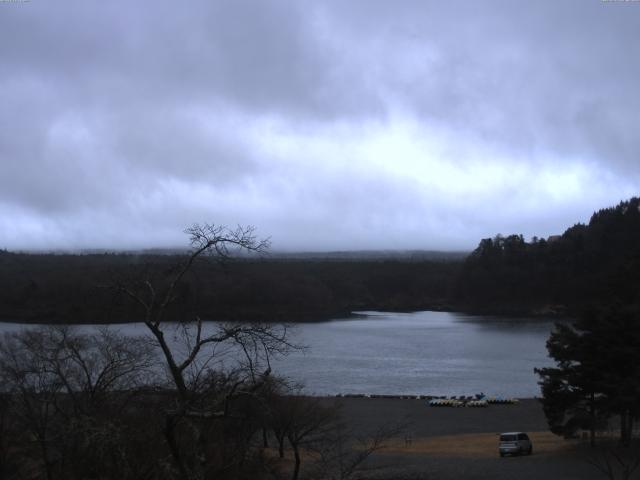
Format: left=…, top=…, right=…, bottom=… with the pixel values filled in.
left=536, top=307, right=640, bottom=446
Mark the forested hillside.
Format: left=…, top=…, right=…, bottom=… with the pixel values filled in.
left=454, top=197, right=640, bottom=315
left=2, top=197, right=640, bottom=323
left=0, top=252, right=460, bottom=323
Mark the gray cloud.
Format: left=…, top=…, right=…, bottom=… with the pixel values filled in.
left=0, top=0, right=639, bottom=251
left=319, top=0, right=640, bottom=171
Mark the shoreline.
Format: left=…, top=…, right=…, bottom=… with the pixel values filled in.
left=0, top=304, right=571, bottom=326
left=326, top=396, right=548, bottom=438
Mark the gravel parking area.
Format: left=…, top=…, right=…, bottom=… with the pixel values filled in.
left=321, top=397, right=607, bottom=480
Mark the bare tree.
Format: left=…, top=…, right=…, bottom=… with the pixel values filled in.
left=587, top=445, right=640, bottom=480
left=265, top=394, right=342, bottom=480
left=313, top=422, right=404, bottom=480
left=0, top=393, right=12, bottom=478
left=266, top=392, right=403, bottom=480
left=0, top=329, right=67, bottom=480
left=114, top=223, right=297, bottom=480
left=115, top=224, right=275, bottom=398
left=30, top=326, right=154, bottom=413
left=0, top=326, right=156, bottom=480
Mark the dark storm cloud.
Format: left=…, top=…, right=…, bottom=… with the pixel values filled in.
left=0, top=0, right=638, bottom=250
left=0, top=0, right=380, bottom=118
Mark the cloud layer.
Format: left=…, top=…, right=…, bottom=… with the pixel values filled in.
left=1, top=0, right=639, bottom=251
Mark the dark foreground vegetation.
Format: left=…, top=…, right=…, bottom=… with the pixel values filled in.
left=0, top=325, right=401, bottom=480
left=531, top=303, right=640, bottom=480
left=3, top=197, right=640, bottom=323
left=536, top=306, right=640, bottom=447
left=0, top=226, right=401, bottom=480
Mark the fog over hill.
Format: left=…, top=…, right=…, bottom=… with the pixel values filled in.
left=266, top=250, right=469, bottom=262
left=15, top=248, right=469, bottom=262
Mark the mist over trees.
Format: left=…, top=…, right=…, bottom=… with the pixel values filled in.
left=2, top=197, right=640, bottom=324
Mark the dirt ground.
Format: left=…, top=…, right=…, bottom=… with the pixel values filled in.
left=321, top=397, right=612, bottom=480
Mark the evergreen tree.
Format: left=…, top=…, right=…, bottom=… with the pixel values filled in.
left=536, top=307, right=640, bottom=446
left=455, top=196, right=640, bottom=315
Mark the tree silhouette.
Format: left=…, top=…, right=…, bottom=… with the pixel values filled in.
left=536, top=307, right=640, bottom=446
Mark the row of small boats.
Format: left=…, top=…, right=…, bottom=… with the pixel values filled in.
left=428, top=397, right=519, bottom=407
left=334, top=393, right=520, bottom=406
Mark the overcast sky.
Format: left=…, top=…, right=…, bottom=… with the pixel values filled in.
left=1, top=0, right=639, bottom=252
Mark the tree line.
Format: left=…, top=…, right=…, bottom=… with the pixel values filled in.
left=5, top=198, right=640, bottom=324
left=0, top=250, right=460, bottom=325
left=454, top=197, right=640, bottom=316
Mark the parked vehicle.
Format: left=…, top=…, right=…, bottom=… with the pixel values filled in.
left=499, top=432, right=532, bottom=457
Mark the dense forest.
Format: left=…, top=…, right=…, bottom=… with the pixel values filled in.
left=454, top=197, right=640, bottom=316
left=2, top=196, right=640, bottom=323
left=0, top=251, right=461, bottom=324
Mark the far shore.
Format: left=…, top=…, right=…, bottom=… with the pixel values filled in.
left=0, top=303, right=572, bottom=326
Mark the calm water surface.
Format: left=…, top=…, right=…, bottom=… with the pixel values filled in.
left=0, top=311, right=558, bottom=398
left=274, top=311, right=557, bottom=397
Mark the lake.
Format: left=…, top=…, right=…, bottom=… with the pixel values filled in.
left=0, top=311, right=559, bottom=398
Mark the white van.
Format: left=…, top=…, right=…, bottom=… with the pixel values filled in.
left=499, top=432, right=532, bottom=457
